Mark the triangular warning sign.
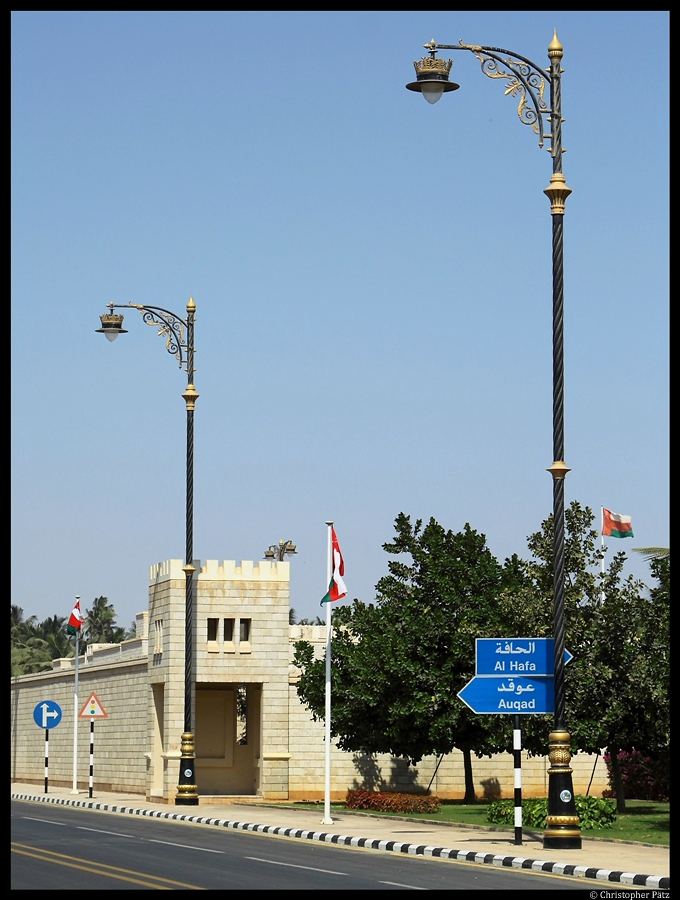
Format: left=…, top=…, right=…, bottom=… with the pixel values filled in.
left=79, top=691, right=108, bottom=719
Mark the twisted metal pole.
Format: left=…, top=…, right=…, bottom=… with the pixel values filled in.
left=97, top=296, right=199, bottom=805
left=178, top=297, right=199, bottom=805
left=409, top=32, right=579, bottom=850
left=542, top=36, right=578, bottom=850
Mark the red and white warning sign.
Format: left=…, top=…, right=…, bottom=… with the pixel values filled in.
left=79, top=691, right=108, bottom=719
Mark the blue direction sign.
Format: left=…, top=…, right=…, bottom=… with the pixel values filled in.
left=458, top=676, right=554, bottom=715
left=33, top=700, right=62, bottom=729
left=475, top=638, right=572, bottom=677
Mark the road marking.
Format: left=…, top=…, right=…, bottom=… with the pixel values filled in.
left=245, top=856, right=347, bottom=876
left=20, top=816, right=69, bottom=826
left=11, top=842, right=206, bottom=890
left=76, top=825, right=135, bottom=838
left=379, top=881, right=428, bottom=890
left=148, top=839, right=224, bottom=853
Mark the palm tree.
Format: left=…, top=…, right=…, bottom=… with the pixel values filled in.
left=10, top=606, right=52, bottom=675
left=35, top=614, right=73, bottom=660
left=632, top=547, right=670, bottom=562
left=83, top=596, right=127, bottom=644
left=11, top=605, right=37, bottom=641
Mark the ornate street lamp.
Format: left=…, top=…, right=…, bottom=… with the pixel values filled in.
left=407, top=33, right=579, bottom=850
left=264, top=539, right=297, bottom=562
left=97, top=297, right=199, bottom=806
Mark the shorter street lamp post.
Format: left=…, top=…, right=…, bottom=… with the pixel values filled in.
left=96, top=298, right=199, bottom=806
left=406, top=33, right=580, bottom=850
left=264, top=540, right=297, bottom=562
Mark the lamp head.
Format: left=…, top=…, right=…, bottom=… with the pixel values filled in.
left=406, top=43, right=458, bottom=104
left=96, top=311, right=128, bottom=342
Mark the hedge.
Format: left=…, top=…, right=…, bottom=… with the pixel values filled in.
left=345, top=789, right=440, bottom=814
left=487, top=795, right=616, bottom=830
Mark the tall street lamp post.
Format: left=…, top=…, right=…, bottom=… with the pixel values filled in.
left=406, top=33, right=580, bottom=851
left=96, top=296, right=199, bottom=806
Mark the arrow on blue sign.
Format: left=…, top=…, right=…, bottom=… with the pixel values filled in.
left=457, top=675, right=554, bottom=715
left=475, top=638, right=572, bottom=676
left=33, top=700, right=62, bottom=729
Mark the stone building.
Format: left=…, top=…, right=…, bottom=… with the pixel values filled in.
left=10, top=557, right=609, bottom=802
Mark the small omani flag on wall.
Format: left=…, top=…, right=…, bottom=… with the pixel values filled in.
left=602, top=508, right=634, bottom=539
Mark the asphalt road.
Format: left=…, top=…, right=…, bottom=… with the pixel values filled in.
left=11, top=800, right=598, bottom=891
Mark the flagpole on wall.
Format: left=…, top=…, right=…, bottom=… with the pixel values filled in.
left=321, top=520, right=334, bottom=825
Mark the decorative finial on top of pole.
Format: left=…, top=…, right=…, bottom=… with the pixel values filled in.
left=187, top=295, right=196, bottom=313
left=548, top=30, right=563, bottom=59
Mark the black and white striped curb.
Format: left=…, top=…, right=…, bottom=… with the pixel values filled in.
left=12, top=792, right=669, bottom=889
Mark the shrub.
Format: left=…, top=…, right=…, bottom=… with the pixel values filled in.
left=487, top=797, right=547, bottom=829
left=603, top=749, right=670, bottom=802
left=487, top=795, right=616, bottom=830
left=345, top=789, right=440, bottom=814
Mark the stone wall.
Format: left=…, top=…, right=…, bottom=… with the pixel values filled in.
left=10, top=578, right=610, bottom=802
left=11, top=633, right=149, bottom=792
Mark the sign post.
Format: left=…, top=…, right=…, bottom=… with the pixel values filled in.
left=33, top=701, right=62, bottom=793
left=79, top=692, right=108, bottom=798
left=457, top=638, right=574, bottom=845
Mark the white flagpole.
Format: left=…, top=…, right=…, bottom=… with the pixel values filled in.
left=321, top=520, right=334, bottom=825
left=71, top=596, right=80, bottom=794
left=600, top=507, right=605, bottom=604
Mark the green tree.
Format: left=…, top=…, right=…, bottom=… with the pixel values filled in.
left=632, top=547, right=669, bottom=561
left=293, top=514, right=516, bottom=802
left=35, top=614, right=73, bottom=661
left=11, top=600, right=130, bottom=675
left=83, top=596, right=126, bottom=645
left=10, top=606, right=53, bottom=675
left=497, top=502, right=670, bottom=812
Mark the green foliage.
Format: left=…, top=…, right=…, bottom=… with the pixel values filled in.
left=346, top=789, right=440, bottom=814
left=573, top=796, right=617, bottom=830
left=293, top=515, right=515, bottom=769
left=487, top=795, right=616, bottom=830
left=11, top=638, right=53, bottom=676
left=496, top=503, right=670, bottom=779
left=632, top=547, right=669, bottom=561
left=10, top=606, right=54, bottom=675
left=294, top=503, right=669, bottom=807
left=11, top=598, right=132, bottom=675
left=84, top=596, right=127, bottom=644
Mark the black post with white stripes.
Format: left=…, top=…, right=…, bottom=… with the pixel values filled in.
left=89, top=719, right=94, bottom=799
left=513, top=715, right=522, bottom=845
left=44, top=729, right=49, bottom=794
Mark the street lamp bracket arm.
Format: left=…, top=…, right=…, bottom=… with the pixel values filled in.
left=107, top=303, right=193, bottom=372
left=432, top=42, right=554, bottom=150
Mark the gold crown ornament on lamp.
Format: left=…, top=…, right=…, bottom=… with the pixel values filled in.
left=406, top=41, right=458, bottom=104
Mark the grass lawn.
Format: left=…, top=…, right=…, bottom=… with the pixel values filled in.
left=287, top=798, right=669, bottom=846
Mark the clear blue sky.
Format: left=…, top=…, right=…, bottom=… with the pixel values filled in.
left=12, top=11, right=668, bottom=629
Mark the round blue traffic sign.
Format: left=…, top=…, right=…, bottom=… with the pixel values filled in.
left=33, top=700, right=62, bottom=729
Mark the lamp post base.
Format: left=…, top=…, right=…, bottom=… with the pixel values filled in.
left=543, top=730, right=581, bottom=850
left=543, top=827, right=582, bottom=850
left=175, top=732, right=199, bottom=806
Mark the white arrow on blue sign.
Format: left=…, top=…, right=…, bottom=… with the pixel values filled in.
left=458, top=675, right=554, bottom=715
left=33, top=700, right=62, bottom=729
left=475, top=638, right=572, bottom=677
